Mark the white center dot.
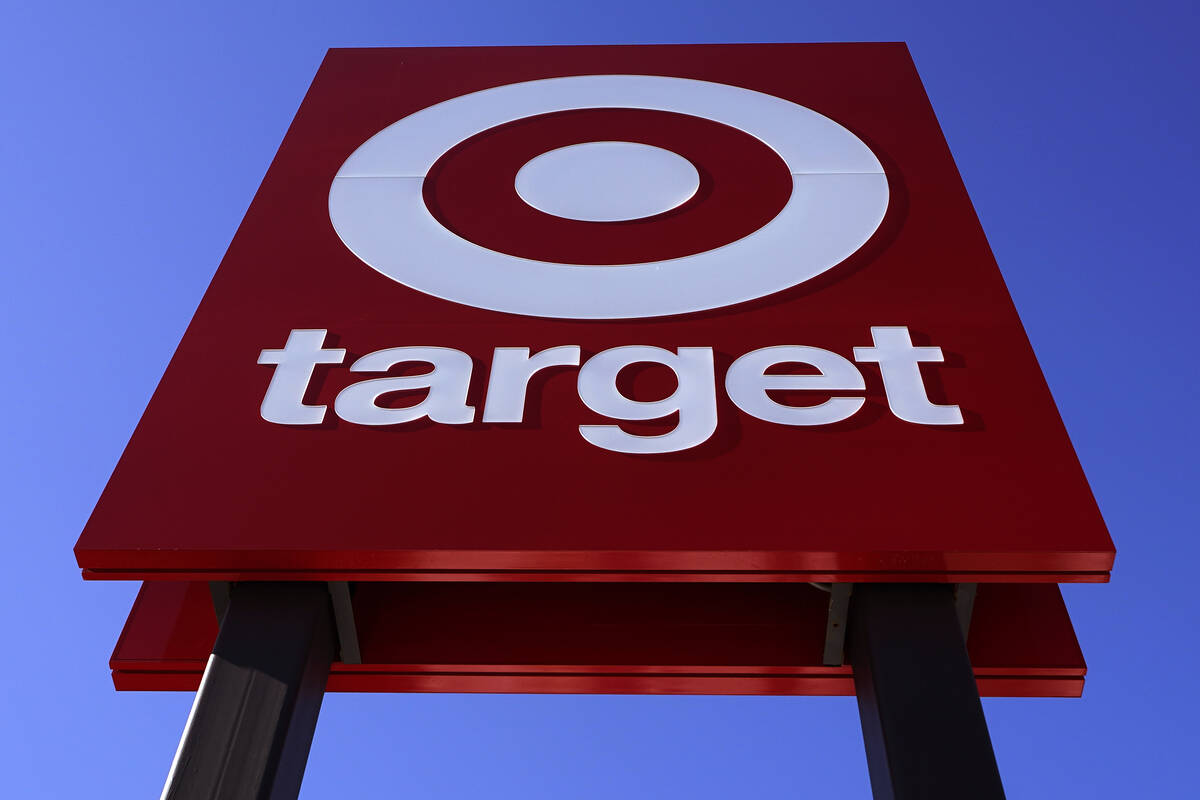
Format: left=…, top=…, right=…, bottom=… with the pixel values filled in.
left=514, top=141, right=700, bottom=222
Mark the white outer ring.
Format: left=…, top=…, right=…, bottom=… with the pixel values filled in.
left=328, top=75, right=889, bottom=320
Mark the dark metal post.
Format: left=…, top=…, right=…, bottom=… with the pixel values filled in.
left=162, top=582, right=335, bottom=800
left=849, top=584, right=1006, bottom=800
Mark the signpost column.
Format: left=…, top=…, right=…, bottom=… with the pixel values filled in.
left=161, top=582, right=335, bottom=800
left=849, top=583, right=1006, bottom=800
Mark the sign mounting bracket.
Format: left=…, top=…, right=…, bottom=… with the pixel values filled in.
left=210, top=580, right=361, bottom=665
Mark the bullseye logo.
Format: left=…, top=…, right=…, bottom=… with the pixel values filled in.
left=328, top=75, right=889, bottom=319
left=256, top=71, right=962, bottom=455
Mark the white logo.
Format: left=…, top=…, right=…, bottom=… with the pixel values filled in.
left=260, top=327, right=963, bottom=454
left=328, top=75, right=889, bottom=319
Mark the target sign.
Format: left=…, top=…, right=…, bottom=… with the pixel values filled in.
left=75, top=45, right=1113, bottom=584
left=329, top=75, right=889, bottom=319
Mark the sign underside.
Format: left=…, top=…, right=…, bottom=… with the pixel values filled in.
left=112, top=581, right=1085, bottom=697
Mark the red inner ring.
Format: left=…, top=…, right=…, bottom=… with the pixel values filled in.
left=422, top=108, right=793, bottom=265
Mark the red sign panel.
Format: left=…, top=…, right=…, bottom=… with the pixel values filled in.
left=112, top=582, right=1087, bottom=697
left=75, top=44, right=1114, bottom=583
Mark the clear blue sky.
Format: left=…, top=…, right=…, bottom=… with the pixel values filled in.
left=2, top=1, right=1197, bottom=797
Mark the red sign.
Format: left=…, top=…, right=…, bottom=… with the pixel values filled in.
left=75, top=44, right=1113, bottom=583
left=113, top=582, right=1087, bottom=697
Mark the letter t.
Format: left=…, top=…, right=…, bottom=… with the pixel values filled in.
left=853, top=326, right=963, bottom=425
left=258, top=329, right=346, bottom=425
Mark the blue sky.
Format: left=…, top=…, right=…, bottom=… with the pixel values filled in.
left=2, top=1, right=1197, bottom=796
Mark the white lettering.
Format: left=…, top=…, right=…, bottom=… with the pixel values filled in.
left=334, top=347, right=475, bottom=425
left=577, top=346, right=717, bottom=454
left=726, top=346, right=865, bottom=425
left=258, top=327, right=966, bottom=447
left=482, top=346, right=581, bottom=423
left=853, top=326, right=963, bottom=425
left=257, top=330, right=346, bottom=425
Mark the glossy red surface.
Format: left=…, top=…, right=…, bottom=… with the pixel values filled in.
left=111, top=581, right=1087, bottom=696
left=75, top=44, right=1114, bottom=582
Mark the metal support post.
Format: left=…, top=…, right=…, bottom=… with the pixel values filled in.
left=848, top=583, right=1006, bottom=800
left=161, top=582, right=335, bottom=800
